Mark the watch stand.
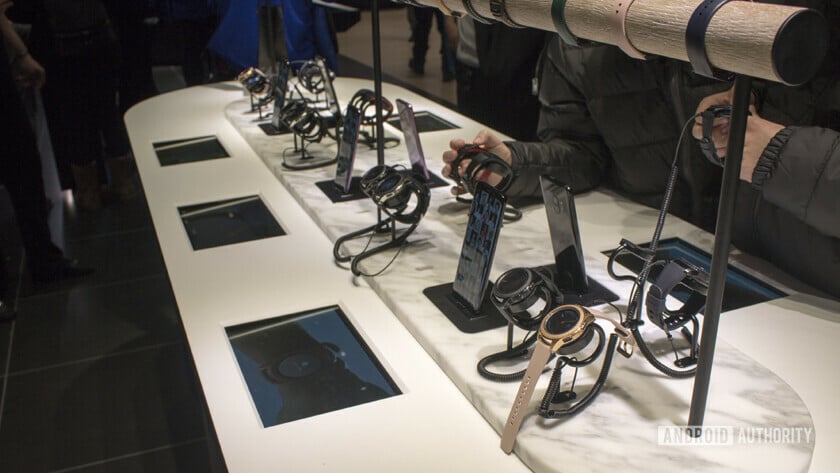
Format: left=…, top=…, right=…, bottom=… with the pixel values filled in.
left=423, top=282, right=508, bottom=334
left=281, top=121, right=339, bottom=170
left=533, top=264, right=619, bottom=307
left=420, top=172, right=449, bottom=189
left=315, top=177, right=367, bottom=203
left=248, top=91, right=273, bottom=120
left=333, top=215, right=420, bottom=276
left=258, top=122, right=291, bottom=136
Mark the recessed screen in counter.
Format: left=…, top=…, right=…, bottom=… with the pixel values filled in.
left=178, top=195, right=285, bottom=250
left=226, top=306, right=401, bottom=427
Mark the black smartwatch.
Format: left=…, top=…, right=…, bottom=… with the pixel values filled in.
left=645, top=258, right=709, bottom=331
left=492, top=267, right=561, bottom=332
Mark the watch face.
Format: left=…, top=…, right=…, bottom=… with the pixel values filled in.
left=543, top=307, right=581, bottom=336
left=377, top=173, right=402, bottom=194
left=495, top=267, right=532, bottom=299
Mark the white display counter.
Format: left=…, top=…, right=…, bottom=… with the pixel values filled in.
left=126, top=78, right=840, bottom=473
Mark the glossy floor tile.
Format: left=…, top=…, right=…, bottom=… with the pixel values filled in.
left=0, top=343, right=205, bottom=472
left=8, top=275, right=182, bottom=373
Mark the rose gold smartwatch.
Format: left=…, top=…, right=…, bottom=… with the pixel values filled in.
left=500, top=304, right=595, bottom=454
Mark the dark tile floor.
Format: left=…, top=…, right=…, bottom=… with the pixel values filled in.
left=0, top=184, right=224, bottom=472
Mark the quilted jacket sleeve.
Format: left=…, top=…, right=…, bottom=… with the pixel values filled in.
left=504, top=39, right=611, bottom=198
left=752, top=125, right=840, bottom=239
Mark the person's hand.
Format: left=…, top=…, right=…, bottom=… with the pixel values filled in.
left=14, top=53, right=46, bottom=89
left=441, top=130, right=512, bottom=195
left=693, top=89, right=784, bottom=183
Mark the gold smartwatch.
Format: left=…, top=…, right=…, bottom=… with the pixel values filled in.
left=500, top=304, right=595, bottom=454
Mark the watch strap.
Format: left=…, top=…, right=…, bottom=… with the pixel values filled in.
left=645, top=260, right=707, bottom=331
left=501, top=341, right=552, bottom=453
left=551, top=0, right=579, bottom=46
left=489, top=0, right=524, bottom=28
left=685, top=0, right=738, bottom=80
left=462, top=0, right=494, bottom=24
left=611, top=0, right=647, bottom=59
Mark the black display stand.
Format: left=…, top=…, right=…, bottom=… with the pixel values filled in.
left=423, top=282, right=508, bottom=334
left=258, top=122, right=292, bottom=136
left=687, top=75, right=752, bottom=432
left=421, top=172, right=449, bottom=189
left=533, top=264, right=620, bottom=307
left=315, top=177, right=366, bottom=203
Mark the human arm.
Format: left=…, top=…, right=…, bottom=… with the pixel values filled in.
left=694, top=88, right=840, bottom=239
left=442, top=38, right=610, bottom=199
left=1, top=1, right=45, bottom=89
left=502, top=39, right=610, bottom=198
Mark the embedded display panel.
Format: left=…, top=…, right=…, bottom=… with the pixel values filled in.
left=226, top=306, right=401, bottom=428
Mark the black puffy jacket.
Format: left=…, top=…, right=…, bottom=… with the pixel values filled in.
left=506, top=35, right=840, bottom=298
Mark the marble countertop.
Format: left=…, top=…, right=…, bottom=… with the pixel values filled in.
left=223, top=78, right=816, bottom=473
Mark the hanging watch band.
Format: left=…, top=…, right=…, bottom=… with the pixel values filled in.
left=501, top=340, right=553, bottom=454
left=489, top=0, right=525, bottom=28
left=462, top=0, right=493, bottom=23
left=611, top=0, right=647, bottom=59
left=685, top=0, right=737, bottom=80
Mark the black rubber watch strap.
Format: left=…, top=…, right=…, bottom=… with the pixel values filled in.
left=685, top=0, right=737, bottom=80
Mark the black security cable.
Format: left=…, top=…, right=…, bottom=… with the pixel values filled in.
left=476, top=331, right=540, bottom=382
left=624, top=112, right=704, bottom=379
left=539, top=325, right=615, bottom=417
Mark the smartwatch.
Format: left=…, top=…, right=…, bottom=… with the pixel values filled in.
left=449, top=145, right=514, bottom=194
left=645, top=258, right=709, bottom=331
left=492, top=267, right=561, bottom=332
left=500, top=304, right=595, bottom=453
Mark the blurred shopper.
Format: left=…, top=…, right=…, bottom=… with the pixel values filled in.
left=1, top=2, right=93, bottom=301
left=455, top=18, right=548, bottom=140
left=407, top=6, right=455, bottom=81
left=8, top=0, right=137, bottom=210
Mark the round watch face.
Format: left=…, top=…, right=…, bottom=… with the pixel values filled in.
left=377, top=173, right=402, bottom=194
left=543, top=307, right=581, bottom=336
left=495, top=267, right=532, bottom=299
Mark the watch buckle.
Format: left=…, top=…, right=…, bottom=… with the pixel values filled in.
left=617, top=339, right=634, bottom=359
left=613, top=325, right=635, bottom=358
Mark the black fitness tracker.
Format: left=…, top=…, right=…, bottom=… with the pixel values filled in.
left=645, top=258, right=709, bottom=331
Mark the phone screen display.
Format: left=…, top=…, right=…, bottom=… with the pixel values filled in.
left=540, top=175, right=588, bottom=293
left=271, top=61, right=290, bottom=129
left=334, top=105, right=362, bottom=193
left=396, top=99, right=430, bottom=180
left=316, top=57, right=340, bottom=118
left=453, top=182, right=506, bottom=311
